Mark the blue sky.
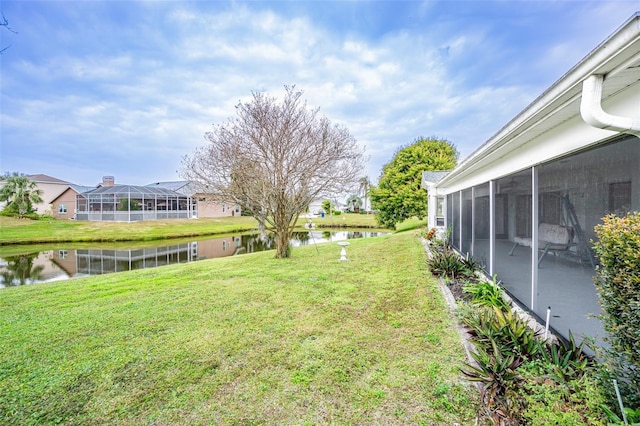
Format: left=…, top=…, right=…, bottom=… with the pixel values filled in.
left=1, top=1, right=639, bottom=187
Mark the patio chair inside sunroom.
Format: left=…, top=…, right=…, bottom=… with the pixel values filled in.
left=75, top=185, right=195, bottom=222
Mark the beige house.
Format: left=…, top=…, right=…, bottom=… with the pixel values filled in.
left=50, top=184, right=94, bottom=219
left=0, top=173, right=88, bottom=218
left=25, top=174, right=73, bottom=215
left=3, top=174, right=239, bottom=220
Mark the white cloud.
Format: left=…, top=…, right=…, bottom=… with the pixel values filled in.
left=3, top=1, right=636, bottom=186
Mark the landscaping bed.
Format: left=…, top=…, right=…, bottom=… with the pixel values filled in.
left=422, top=227, right=629, bottom=425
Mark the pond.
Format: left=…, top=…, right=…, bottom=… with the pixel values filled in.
left=0, top=231, right=388, bottom=288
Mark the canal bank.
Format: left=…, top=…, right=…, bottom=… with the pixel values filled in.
left=1, top=231, right=390, bottom=287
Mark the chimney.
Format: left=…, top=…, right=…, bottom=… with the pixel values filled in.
left=102, top=176, right=115, bottom=187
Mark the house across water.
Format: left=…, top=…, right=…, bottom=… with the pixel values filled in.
left=24, top=175, right=240, bottom=221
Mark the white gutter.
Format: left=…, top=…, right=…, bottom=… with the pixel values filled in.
left=580, top=74, right=640, bottom=136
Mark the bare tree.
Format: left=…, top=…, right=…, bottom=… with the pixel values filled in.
left=182, top=86, right=365, bottom=258
left=1, top=13, right=17, bottom=54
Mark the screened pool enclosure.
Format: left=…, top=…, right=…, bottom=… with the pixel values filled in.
left=76, top=185, right=195, bottom=222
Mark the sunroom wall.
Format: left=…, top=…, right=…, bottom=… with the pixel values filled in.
left=438, top=134, right=639, bottom=346
left=429, top=14, right=640, bottom=346
left=460, top=189, right=473, bottom=256
left=473, top=183, right=490, bottom=272
left=451, top=192, right=460, bottom=250
left=493, top=169, right=534, bottom=316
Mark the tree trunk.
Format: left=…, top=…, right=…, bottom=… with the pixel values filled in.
left=274, top=229, right=291, bottom=258
left=273, top=198, right=293, bottom=258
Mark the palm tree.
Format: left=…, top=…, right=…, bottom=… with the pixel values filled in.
left=0, top=254, right=45, bottom=286
left=0, top=172, right=44, bottom=216
left=346, top=194, right=362, bottom=212
left=358, top=176, right=372, bottom=213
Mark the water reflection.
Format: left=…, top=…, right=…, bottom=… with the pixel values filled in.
left=0, top=253, right=46, bottom=286
left=0, top=231, right=386, bottom=287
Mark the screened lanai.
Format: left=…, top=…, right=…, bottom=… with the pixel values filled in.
left=76, top=185, right=195, bottom=222
left=424, top=13, right=640, bottom=349
left=442, top=134, right=639, bottom=348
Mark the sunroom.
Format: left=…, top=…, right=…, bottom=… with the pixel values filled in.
left=424, top=13, right=640, bottom=347
left=75, top=185, right=195, bottom=222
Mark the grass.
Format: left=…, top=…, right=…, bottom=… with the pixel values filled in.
left=0, top=231, right=478, bottom=425
left=308, top=213, right=386, bottom=229
left=0, top=216, right=259, bottom=245
left=394, top=217, right=427, bottom=233
left=0, top=214, right=386, bottom=246
left=310, top=214, right=425, bottom=233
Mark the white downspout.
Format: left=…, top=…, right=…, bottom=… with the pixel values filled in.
left=580, top=74, right=640, bottom=136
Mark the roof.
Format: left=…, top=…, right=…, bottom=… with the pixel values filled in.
left=80, top=184, right=185, bottom=197
left=421, top=171, right=450, bottom=186
left=48, top=184, right=96, bottom=203
left=146, top=180, right=211, bottom=196
left=69, top=184, right=95, bottom=193
left=26, top=174, right=70, bottom=184
left=145, top=181, right=190, bottom=191
left=438, top=12, right=640, bottom=188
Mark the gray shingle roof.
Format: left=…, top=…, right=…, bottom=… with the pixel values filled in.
left=422, top=171, right=450, bottom=185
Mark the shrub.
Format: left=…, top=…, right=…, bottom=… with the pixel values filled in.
left=593, top=212, right=640, bottom=407
left=429, top=227, right=451, bottom=253
left=601, top=404, right=640, bottom=425
left=540, top=331, right=590, bottom=383
left=462, top=340, right=523, bottom=409
left=426, top=228, right=481, bottom=281
left=512, top=363, right=607, bottom=426
left=463, top=275, right=510, bottom=312
left=460, top=253, right=482, bottom=274
left=460, top=303, right=607, bottom=424
left=0, top=205, right=40, bottom=219
left=1, top=201, right=23, bottom=217
left=463, top=306, right=545, bottom=363
left=427, top=248, right=475, bottom=280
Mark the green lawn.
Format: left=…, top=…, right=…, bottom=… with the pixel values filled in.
left=0, top=214, right=388, bottom=246
left=0, top=216, right=259, bottom=245
left=0, top=231, right=477, bottom=425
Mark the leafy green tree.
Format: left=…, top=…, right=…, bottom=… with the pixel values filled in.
left=0, top=172, right=44, bottom=217
left=322, top=199, right=332, bottom=214
left=371, top=137, right=457, bottom=229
